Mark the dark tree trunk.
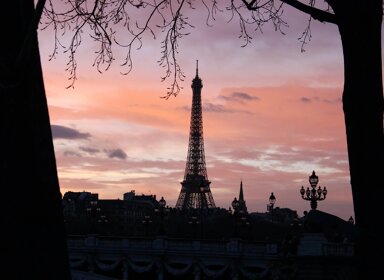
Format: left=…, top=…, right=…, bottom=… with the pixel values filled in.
left=0, top=1, right=71, bottom=279
left=336, top=1, right=384, bottom=279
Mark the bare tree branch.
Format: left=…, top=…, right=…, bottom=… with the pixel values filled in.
left=280, top=0, right=337, bottom=24
left=39, top=0, right=337, bottom=96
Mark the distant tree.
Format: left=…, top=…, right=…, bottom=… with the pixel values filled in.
left=1, top=0, right=381, bottom=279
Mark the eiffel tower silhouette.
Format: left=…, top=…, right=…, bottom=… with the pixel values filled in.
left=175, top=61, right=216, bottom=209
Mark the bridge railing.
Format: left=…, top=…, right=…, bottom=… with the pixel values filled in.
left=67, top=235, right=278, bottom=258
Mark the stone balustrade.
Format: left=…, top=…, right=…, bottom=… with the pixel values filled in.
left=68, top=235, right=278, bottom=280
left=68, top=234, right=354, bottom=280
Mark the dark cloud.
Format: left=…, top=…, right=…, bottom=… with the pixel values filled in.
left=181, top=103, right=232, bottom=113
left=323, top=97, right=342, bottom=104
left=107, top=148, right=127, bottom=160
left=182, top=102, right=253, bottom=114
left=219, top=92, right=260, bottom=103
left=51, top=125, right=91, bottom=139
left=80, top=146, right=100, bottom=154
left=64, top=150, right=82, bottom=157
left=300, top=97, right=312, bottom=103
left=300, top=96, right=341, bottom=104
left=203, top=103, right=231, bottom=113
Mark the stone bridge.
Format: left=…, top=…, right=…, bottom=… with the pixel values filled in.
left=68, top=234, right=354, bottom=280
left=68, top=235, right=280, bottom=280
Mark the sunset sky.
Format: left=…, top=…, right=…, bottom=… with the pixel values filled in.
left=37, top=2, right=355, bottom=220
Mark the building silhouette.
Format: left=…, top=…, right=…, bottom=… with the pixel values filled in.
left=175, top=61, right=216, bottom=209
left=62, top=190, right=159, bottom=236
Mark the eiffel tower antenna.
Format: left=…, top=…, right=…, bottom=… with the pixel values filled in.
left=196, top=60, right=199, bottom=76
left=175, top=62, right=216, bottom=209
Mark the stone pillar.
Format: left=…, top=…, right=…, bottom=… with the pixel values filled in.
left=231, top=263, right=239, bottom=280
left=193, top=263, right=201, bottom=280
left=157, top=266, right=164, bottom=280
left=87, top=255, right=95, bottom=273
left=297, top=233, right=327, bottom=256
left=122, top=259, right=129, bottom=280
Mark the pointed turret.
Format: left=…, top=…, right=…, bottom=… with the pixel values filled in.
left=239, top=180, right=244, bottom=202
left=238, top=180, right=248, bottom=213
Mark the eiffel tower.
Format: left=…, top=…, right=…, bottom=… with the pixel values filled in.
left=175, top=61, right=216, bottom=209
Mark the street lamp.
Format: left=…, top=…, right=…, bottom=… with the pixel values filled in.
left=159, top=196, right=166, bottom=208
left=188, top=215, right=201, bottom=238
left=300, top=171, right=327, bottom=210
left=231, top=197, right=244, bottom=238
left=240, top=215, right=251, bottom=239
left=348, top=216, right=355, bottom=224
left=269, top=192, right=276, bottom=206
left=86, top=200, right=101, bottom=233
left=142, top=215, right=152, bottom=237
left=155, top=196, right=168, bottom=235
left=231, top=197, right=239, bottom=213
left=267, top=192, right=276, bottom=222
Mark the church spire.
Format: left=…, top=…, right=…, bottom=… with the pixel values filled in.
left=238, top=180, right=248, bottom=213
left=239, top=180, right=244, bottom=202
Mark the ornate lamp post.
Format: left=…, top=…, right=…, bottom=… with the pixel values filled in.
left=188, top=215, right=201, bottom=238
left=231, top=197, right=239, bottom=214
left=159, top=196, right=166, bottom=208
left=300, top=171, right=327, bottom=210
left=231, top=197, right=241, bottom=237
left=86, top=199, right=101, bottom=233
left=269, top=192, right=276, bottom=206
left=155, top=196, right=168, bottom=235
left=142, top=215, right=152, bottom=237
left=348, top=216, right=355, bottom=224
left=240, top=215, right=251, bottom=239
left=267, top=192, right=276, bottom=222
